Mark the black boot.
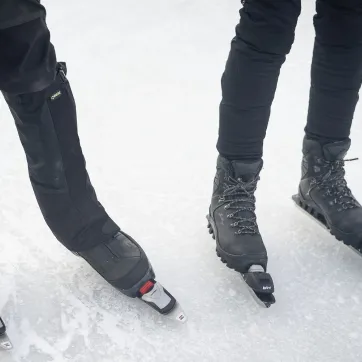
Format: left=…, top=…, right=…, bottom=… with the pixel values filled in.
left=293, top=137, right=362, bottom=250
left=76, top=231, right=156, bottom=297
left=207, top=156, right=275, bottom=307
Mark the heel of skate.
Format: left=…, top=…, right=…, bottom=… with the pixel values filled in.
left=292, top=194, right=362, bottom=254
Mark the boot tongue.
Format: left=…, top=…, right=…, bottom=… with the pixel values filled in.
left=231, top=160, right=263, bottom=182
left=322, top=139, right=351, bottom=161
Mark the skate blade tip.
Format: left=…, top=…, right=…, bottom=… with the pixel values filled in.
left=167, top=304, right=187, bottom=323
left=0, top=337, right=13, bottom=351
left=262, top=297, right=276, bottom=309
left=256, top=296, right=276, bottom=309
left=175, top=311, right=187, bottom=323
left=348, top=245, right=362, bottom=257
left=253, top=293, right=276, bottom=308
left=1, top=343, right=13, bottom=351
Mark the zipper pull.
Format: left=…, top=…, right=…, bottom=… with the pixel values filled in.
left=57, top=62, right=67, bottom=83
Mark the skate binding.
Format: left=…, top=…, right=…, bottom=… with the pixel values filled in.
left=242, top=265, right=276, bottom=308
left=0, top=317, right=13, bottom=351
left=138, top=280, right=187, bottom=323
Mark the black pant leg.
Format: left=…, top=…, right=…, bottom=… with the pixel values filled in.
left=306, top=0, right=362, bottom=142
left=0, top=0, right=45, bottom=30
left=0, top=17, right=56, bottom=94
left=217, top=0, right=301, bottom=160
left=1, top=19, right=120, bottom=252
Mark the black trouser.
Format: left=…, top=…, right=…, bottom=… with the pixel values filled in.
left=217, top=0, right=362, bottom=160
left=0, top=15, right=119, bottom=251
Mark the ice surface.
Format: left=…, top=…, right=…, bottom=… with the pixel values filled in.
left=1, top=1, right=362, bottom=361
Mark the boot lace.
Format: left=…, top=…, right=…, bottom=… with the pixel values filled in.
left=219, top=176, right=259, bottom=235
left=311, top=158, right=359, bottom=212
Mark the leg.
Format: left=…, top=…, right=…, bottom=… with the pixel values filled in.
left=1, top=19, right=119, bottom=252
left=0, top=0, right=45, bottom=30
left=296, top=0, right=362, bottom=250
left=0, top=16, right=181, bottom=316
left=217, top=0, right=301, bottom=160
left=305, top=0, right=362, bottom=142
left=209, top=0, right=300, bottom=306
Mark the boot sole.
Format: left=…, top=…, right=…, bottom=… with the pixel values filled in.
left=292, top=194, right=362, bottom=252
left=206, top=215, right=267, bottom=273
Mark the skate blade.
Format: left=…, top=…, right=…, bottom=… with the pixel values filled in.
left=292, top=194, right=362, bottom=257
left=0, top=334, right=13, bottom=351
left=164, top=302, right=187, bottom=323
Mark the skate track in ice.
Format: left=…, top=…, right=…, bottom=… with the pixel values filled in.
left=1, top=1, right=362, bottom=361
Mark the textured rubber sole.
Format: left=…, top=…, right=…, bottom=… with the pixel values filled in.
left=292, top=194, right=362, bottom=252
left=206, top=215, right=267, bottom=273
left=207, top=216, right=242, bottom=272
